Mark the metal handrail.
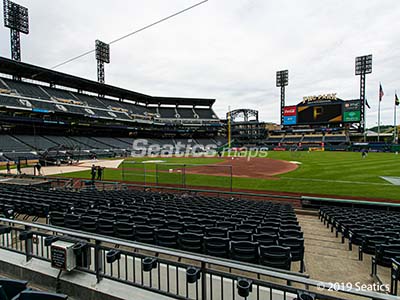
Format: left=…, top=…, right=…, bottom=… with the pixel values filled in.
left=0, top=217, right=397, bottom=300
left=302, top=196, right=400, bottom=208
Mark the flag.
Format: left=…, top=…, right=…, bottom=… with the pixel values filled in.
left=366, top=99, right=371, bottom=109
left=379, top=83, right=384, bottom=101
left=396, top=93, right=399, bottom=106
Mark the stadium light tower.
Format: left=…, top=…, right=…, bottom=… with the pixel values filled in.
left=3, top=0, right=29, bottom=62
left=355, top=54, right=372, bottom=134
left=95, top=39, right=110, bottom=84
left=276, top=70, right=289, bottom=125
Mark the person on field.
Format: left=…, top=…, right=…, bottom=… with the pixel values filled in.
left=6, top=161, right=11, bottom=174
left=35, top=162, right=42, bottom=176
left=91, top=164, right=97, bottom=181
left=97, top=166, right=104, bottom=180
left=16, top=161, right=21, bottom=175
left=361, top=149, right=367, bottom=159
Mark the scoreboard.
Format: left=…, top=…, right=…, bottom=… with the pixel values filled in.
left=283, top=99, right=361, bottom=126
left=297, top=103, right=342, bottom=124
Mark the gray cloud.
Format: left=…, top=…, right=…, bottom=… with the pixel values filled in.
left=1, top=0, right=399, bottom=127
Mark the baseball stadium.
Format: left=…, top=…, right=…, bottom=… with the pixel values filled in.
left=0, top=1, right=399, bottom=300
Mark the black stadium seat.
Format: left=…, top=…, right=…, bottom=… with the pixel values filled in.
left=13, top=290, right=68, bottom=300
left=259, top=245, right=292, bottom=270
left=230, top=241, right=259, bottom=264
left=178, top=232, right=203, bottom=253
left=0, top=278, right=28, bottom=300
left=155, top=229, right=179, bottom=248
left=204, top=237, right=230, bottom=258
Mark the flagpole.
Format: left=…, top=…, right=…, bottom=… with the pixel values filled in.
left=378, top=83, right=381, bottom=142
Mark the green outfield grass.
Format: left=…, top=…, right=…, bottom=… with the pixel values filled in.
left=56, top=152, right=400, bottom=200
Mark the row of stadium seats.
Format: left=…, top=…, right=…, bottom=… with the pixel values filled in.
left=265, top=135, right=347, bottom=144
left=320, top=206, right=400, bottom=278
left=0, top=278, right=67, bottom=299
left=0, top=78, right=218, bottom=121
left=0, top=185, right=304, bottom=271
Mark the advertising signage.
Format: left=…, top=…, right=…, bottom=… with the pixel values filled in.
left=343, top=100, right=361, bottom=122
left=283, top=106, right=297, bottom=116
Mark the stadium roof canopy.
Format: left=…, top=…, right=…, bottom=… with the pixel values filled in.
left=0, top=56, right=215, bottom=106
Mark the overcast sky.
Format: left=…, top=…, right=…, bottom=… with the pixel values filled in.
left=1, top=0, right=399, bottom=127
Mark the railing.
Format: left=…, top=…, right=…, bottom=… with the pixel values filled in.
left=301, top=196, right=400, bottom=210
left=0, top=218, right=397, bottom=300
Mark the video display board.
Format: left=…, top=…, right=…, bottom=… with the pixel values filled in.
left=282, top=98, right=361, bottom=126
left=343, top=100, right=361, bottom=122
left=297, top=103, right=343, bottom=124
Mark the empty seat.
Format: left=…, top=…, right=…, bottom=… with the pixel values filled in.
left=230, top=241, right=259, bottom=264
left=184, top=224, right=205, bottom=234
left=373, top=244, right=400, bottom=269
left=236, top=223, right=257, bottom=232
left=253, top=233, right=278, bottom=246
left=13, top=290, right=68, bottom=299
left=135, top=225, right=155, bottom=244
left=216, top=221, right=236, bottom=230
left=178, top=232, right=203, bottom=253
left=155, top=229, right=179, bottom=248
left=114, top=222, right=134, bottom=240
left=64, top=214, right=80, bottom=230
left=80, top=216, right=97, bottom=233
left=280, top=224, right=301, bottom=231
left=0, top=278, right=28, bottom=300
left=259, top=245, right=291, bottom=270
left=228, top=230, right=252, bottom=242
left=148, top=218, right=165, bottom=229
left=359, top=235, right=388, bottom=260
left=205, top=227, right=228, bottom=238
left=97, top=219, right=115, bottom=236
left=204, top=237, right=230, bottom=258
left=349, top=228, right=375, bottom=250
left=49, top=212, right=65, bottom=227
left=257, top=226, right=280, bottom=235
left=279, top=229, right=303, bottom=238
left=278, top=237, right=305, bottom=272
left=131, top=216, right=148, bottom=225
left=166, top=221, right=184, bottom=232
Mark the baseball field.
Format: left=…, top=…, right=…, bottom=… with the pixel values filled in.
left=55, top=151, right=400, bottom=201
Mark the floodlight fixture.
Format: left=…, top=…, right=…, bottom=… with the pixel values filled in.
left=3, top=0, right=29, bottom=62
left=95, top=40, right=110, bottom=64
left=276, top=70, right=289, bottom=87
left=355, top=54, right=372, bottom=75
left=355, top=54, right=373, bottom=137
left=95, top=39, right=110, bottom=84
left=3, top=0, right=29, bottom=33
left=276, top=70, right=289, bottom=125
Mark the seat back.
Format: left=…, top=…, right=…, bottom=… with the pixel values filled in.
left=0, top=279, right=28, bottom=300
left=178, top=232, right=204, bottom=253
left=230, top=241, right=259, bottom=263
left=259, top=245, right=291, bottom=270
left=279, top=229, right=303, bottom=238
left=155, top=229, right=179, bottom=248
left=135, top=225, right=155, bottom=244
left=204, top=237, right=230, bottom=258
left=228, top=230, right=252, bottom=242
left=114, top=222, right=134, bottom=240
left=376, top=244, right=400, bottom=267
left=253, top=233, right=278, bottom=246
left=278, top=237, right=305, bottom=261
left=16, top=290, right=68, bottom=300
left=205, top=227, right=228, bottom=238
